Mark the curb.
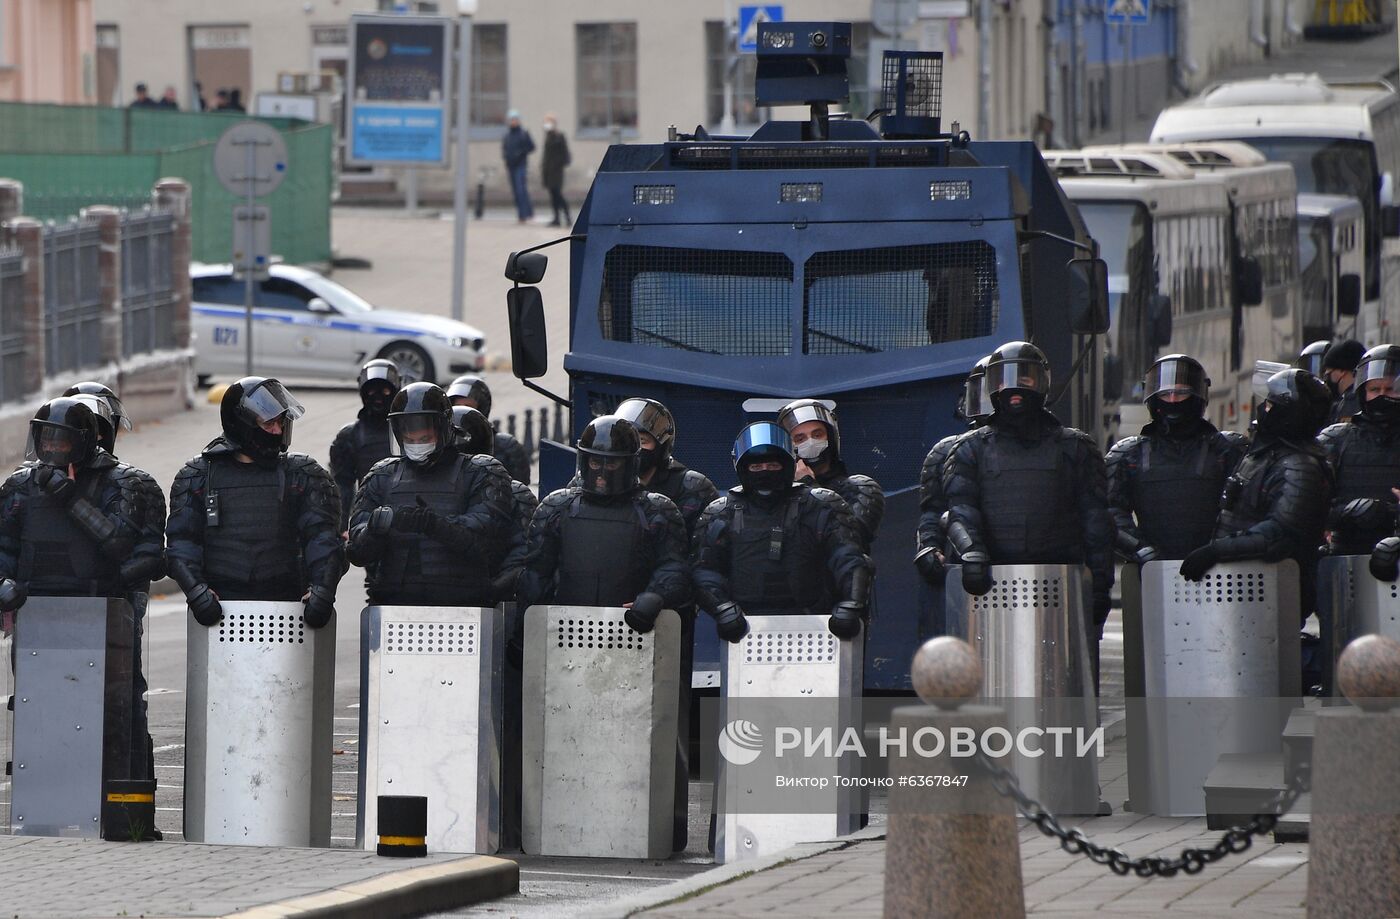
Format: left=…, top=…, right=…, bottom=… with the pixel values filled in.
left=215, top=854, right=519, bottom=919
left=579, top=825, right=887, bottom=919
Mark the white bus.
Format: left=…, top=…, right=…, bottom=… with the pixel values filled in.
left=1151, top=74, right=1400, bottom=345
left=1296, top=193, right=1365, bottom=341
left=1045, top=150, right=1252, bottom=434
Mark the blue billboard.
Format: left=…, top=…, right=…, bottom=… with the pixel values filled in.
left=346, top=14, right=452, bottom=166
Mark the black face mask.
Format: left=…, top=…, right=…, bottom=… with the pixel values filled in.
left=745, top=469, right=790, bottom=496
left=1323, top=373, right=1343, bottom=399
left=1363, top=395, right=1400, bottom=423
left=639, top=446, right=665, bottom=475
left=994, top=389, right=1045, bottom=418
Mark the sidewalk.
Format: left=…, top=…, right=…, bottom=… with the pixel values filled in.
left=0, top=835, right=517, bottom=919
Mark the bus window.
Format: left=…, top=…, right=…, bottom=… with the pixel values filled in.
left=1298, top=216, right=1333, bottom=334
left=1075, top=201, right=1152, bottom=381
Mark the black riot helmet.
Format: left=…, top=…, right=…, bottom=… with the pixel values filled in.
left=985, top=340, right=1051, bottom=416
left=615, top=397, right=676, bottom=475
left=577, top=415, right=642, bottom=497
left=28, top=397, right=101, bottom=468
left=1255, top=368, right=1332, bottom=441
left=1298, top=340, right=1330, bottom=377
left=957, top=356, right=993, bottom=424
left=67, top=394, right=118, bottom=456
left=388, top=382, right=453, bottom=467
left=63, top=381, right=130, bottom=453
left=776, top=398, right=840, bottom=467
left=1356, top=343, right=1400, bottom=421
left=446, top=374, right=493, bottom=417
left=1144, top=354, right=1210, bottom=427
left=450, top=405, right=495, bottom=456
left=357, top=359, right=402, bottom=418
left=221, top=377, right=305, bottom=464
left=732, top=421, right=796, bottom=499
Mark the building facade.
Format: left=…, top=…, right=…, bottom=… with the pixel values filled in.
left=0, top=0, right=96, bottom=105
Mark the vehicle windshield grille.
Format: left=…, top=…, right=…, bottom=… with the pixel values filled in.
left=802, top=241, right=999, bottom=354
left=599, top=246, right=793, bottom=355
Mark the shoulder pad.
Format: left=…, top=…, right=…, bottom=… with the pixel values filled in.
left=363, top=456, right=400, bottom=478
left=846, top=473, right=881, bottom=492
left=1218, top=430, right=1250, bottom=448
left=1317, top=422, right=1350, bottom=443
left=333, top=419, right=358, bottom=439
left=282, top=451, right=326, bottom=473
left=1057, top=425, right=1098, bottom=447
left=495, top=431, right=523, bottom=448
left=470, top=454, right=509, bottom=476
left=645, top=491, right=681, bottom=515
left=681, top=469, right=715, bottom=492
left=808, top=485, right=851, bottom=510
left=3, top=465, right=35, bottom=489
left=174, top=456, right=209, bottom=481
left=701, top=495, right=730, bottom=518
left=539, top=488, right=577, bottom=511
left=1107, top=435, right=1145, bottom=458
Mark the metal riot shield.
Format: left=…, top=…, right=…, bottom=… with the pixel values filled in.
left=1125, top=560, right=1301, bottom=816
left=357, top=605, right=503, bottom=854
left=184, top=601, right=334, bottom=846
left=521, top=605, right=680, bottom=859
left=945, top=564, right=1099, bottom=815
left=1321, top=555, right=1400, bottom=696
left=714, top=615, right=863, bottom=866
left=9, top=597, right=134, bottom=837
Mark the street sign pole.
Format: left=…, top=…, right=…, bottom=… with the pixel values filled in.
left=451, top=6, right=474, bottom=323
left=244, top=136, right=256, bottom=375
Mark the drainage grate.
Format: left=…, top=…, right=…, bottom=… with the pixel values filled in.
left=385, top=621, right=477, bottom=655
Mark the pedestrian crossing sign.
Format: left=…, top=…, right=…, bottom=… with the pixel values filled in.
left=1105, top=0, right=1150, bottom=25
left=739, top=5, right=784, bottom=52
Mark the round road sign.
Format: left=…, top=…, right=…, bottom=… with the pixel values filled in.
left=213, top=120, right=289, bottom=198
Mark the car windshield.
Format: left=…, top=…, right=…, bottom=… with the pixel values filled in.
left=1228, top=136, right=1375, bottom=205
left=308, top=275, right=374, bottom=314
left=1076, top=201, right=1150, bottom=283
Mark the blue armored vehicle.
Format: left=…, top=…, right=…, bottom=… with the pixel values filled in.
left=503, top=22, right=1108, bottom=692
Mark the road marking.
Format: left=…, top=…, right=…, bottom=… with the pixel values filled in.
left=346, top=703, right=360, bottom=709
left=153, top=744, right=185, bottom=753
left=334, top=716, right=358, bottom=721
left=145, top=688, right=183, bottom=696
left=156, top=807, right=184, bottom=812
left=519, top=870, right=678, bottom=882
left=331, top=836, right=357, bottom=842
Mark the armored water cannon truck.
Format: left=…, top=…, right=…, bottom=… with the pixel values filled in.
left=502, top=22, right=1109, bottom=691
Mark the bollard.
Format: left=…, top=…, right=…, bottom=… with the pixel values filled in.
left=102, top=779, right=156, bottom=842
left=884, top=637, right=1026, bottom=919
left=377, top=795, right=428, bottom=857
left=553, top=404, right=566, bottom=442
left=506, top=413, right=517, bottom=437
left=1307, top=634, right=1400, bottom=918
left=523, top=408, right=535, bottom=455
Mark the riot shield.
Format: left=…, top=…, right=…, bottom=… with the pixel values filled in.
left=356, top=605, right=503, bottom=854
left=1321, top=555, right=1400, bottom=696
left=521, top=605, right=680, bottom=859
left=9, top=597, right=134, bottom=837
left=945, top=564, right=1100, bottom=815
left=1126, top=560, right=1301, bottom=816
left=184, top=601, right=334, bottom=846
left=714, top=614, right=863, bottom=866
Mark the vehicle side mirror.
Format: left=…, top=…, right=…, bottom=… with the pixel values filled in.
left=307, top=297, right=332, bottom=314
left=504, top=251, right=549, bottom=284
left=1067, top=257, right=1110, bottom=335
left=1382, top=204, right=1400, bottom=239
left=507, top=286, right=549, bottom=380
left=1235, top=256, right=1264, bottom=307
left=1149, top=292, right=1173, bottom=348
left=1338, top=272, right=1362, bottom=316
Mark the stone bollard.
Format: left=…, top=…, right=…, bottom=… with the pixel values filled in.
left=0, top=179, right=22, bottom=224
left=883, top=637, right=1026, bottom=919
left=1307, top=634, right=1400, bottom=918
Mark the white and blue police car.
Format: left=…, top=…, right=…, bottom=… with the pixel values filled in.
left=191, top=263, right=487, bottom=385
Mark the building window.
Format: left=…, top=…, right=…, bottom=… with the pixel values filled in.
left=471, top=24, right=508, bottom=133
left=705, top=21, right=759, bottom=129
left=577, top=22, right=638, bottom=136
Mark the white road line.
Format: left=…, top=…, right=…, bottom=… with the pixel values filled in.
left=333, top=770, right=359, bottom=775
left=153, top=744, right=185, bottom=753
left=144, top=688, right=183, bottom=696
left=346, top=703, right=360, bottom=709
left=519, top=870, right=678, bottom=882
left=156, top=807, right=184, bottom=812
left=331, top=836, right=357, bottom=841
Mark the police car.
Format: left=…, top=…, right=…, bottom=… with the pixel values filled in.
left=191, top=264, right=487, bottom=385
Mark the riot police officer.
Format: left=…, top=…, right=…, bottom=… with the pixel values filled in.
left=167, top=378, right=344, bottom=628
left=1318, top=345, right=1400, bottom=556
left=1298, top=340, right=1330, bottom=377
left=0, top=397, right=165, bottom=826
left=447, top=374, right=531, bottom=484
left=347, top=384, right=514, bottom=607
left=1179, top=369, right=1333, bottom=620
left=329, top=359, right=402, bottom=527
left=518, top=416, right=690, bottom=626
left=942, top=341, right=1115, bottom=678
left=777, top=399, right=884, bottom=550
left=613, top=397, right=719, bottom=539
left=915, top=357, right=991, bottom=586
left=450, top=404, right=536, bottom=598
left=693, top=422, right=871, bottom=642
left=1107, top=355, right=1248, bottom=562
left=1322, top=339, right=1364, bottom=424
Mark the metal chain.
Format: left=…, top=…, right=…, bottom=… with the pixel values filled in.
left=975, top=753, right=1311, bottom=877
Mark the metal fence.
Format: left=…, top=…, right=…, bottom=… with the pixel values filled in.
left=42, top=219, right=103, bottom=375
left=495, top=404, right=570, bottom=463
left=0, top=247, right=26, bottom=403
left=120, top=209, right=178, bottom=357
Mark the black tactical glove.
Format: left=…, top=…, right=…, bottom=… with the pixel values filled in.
left=390, top=505, right=432, bottom=534
left=33, top=465, right=76, bottom=504
left=914, top=547, right=945, bottom=585
left=1372, top=537, right=1400, bottom=583
left=625, top=591, right=665, bottom=634
left=828, top=601, right=864, bottom=640
left=1134, top=545, right=1160, bottom=565
left=0, top=577, right=27, bottom=612
left=1338, top=497, right=1392, bottom=534
left=187, top=583, right=223, bottom=627
left=1179, top=543, right=1219, bottom=582
left=713, top=601, right=750, bottom=644
left=492, top=569, right=520, bottom=605
left=369, top=505, right=395, bottom=537
left=303, top=585, right=335, bottom=629
left=960, top=553, right=992, bottom=596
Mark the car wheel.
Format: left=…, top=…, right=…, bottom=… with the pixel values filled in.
left=378, top=342, right=435, bottom=384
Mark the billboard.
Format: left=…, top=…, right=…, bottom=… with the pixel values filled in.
left=345, top=14, right=453, bottom=166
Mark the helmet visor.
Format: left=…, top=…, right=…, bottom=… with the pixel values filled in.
left=236, top=380, right=306, bottom=427
left=391, top=413, right=441, bottom=450
left=962, top=373, right=993, bottom=420
left=1299, top=352, right=1326, bottom=377
left=1358, top=356, right=1400, bottom=399
left=733, top=422, right=793, bottom=467
left=1251, top=360, right=1292, bottom=402
left=616, top=399, right=674, bottom=444
left=1145, top=358, right=1209, bottom=402
left=105, top=394, right=132, bottom=431
left=28, top=420, right=82, bottom=466
left=987, top=361, right=1049, bottom=395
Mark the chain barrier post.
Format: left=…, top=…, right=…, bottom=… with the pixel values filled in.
left=883, top=637, right=1026, bottom=919
left=1308, top=634, right=1400, bottom=917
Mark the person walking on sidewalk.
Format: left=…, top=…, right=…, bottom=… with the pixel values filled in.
left=502, top=110, right=535, bottom=223
left=541, top=113, right=572, bottom=227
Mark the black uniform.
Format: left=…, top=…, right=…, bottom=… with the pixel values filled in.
left=1107, top=421, right=1248, bottom=560
left=347, top=453, right=514, bottom=606
left=810, top=461, right=884, bottom=550
left=329, top=410, right=393, bottom=526
left=494, top=431, right=531, bottom=485
left=649, top=458, right=721, bottom=540
left=167, top=438, right=344, bottom=601
left=1317, top=414, right=1400, bottom=555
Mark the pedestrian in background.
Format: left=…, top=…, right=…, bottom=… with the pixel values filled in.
left=502, top=110, right=535, bottom=223
left=129, top=83, right=158, bottom=109
left=158, top=86, right=179, bottom=110
left=541, top=113, right=572, bottom=227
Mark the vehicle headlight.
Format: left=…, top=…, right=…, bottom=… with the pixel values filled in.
left=447, top=336, right=465, bottom=349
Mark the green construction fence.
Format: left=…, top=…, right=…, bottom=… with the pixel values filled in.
left=0, top=101, right=331, bottom=266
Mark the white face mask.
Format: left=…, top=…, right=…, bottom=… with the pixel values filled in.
left=795, top=439, right=828, bottom=461
left=543, top=122, right=556, bottom=132
left=403, top=442, right=436, bottom=462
